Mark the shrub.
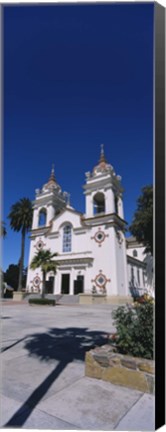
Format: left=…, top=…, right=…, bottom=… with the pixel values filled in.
left=29, top=298, right=56, bottom=306
left=111, top=302, right=154, bottom=360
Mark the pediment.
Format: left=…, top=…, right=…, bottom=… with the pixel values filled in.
left=50, top=207, right=83, bottom=231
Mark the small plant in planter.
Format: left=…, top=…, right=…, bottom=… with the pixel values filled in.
left=110, top=300, right=154, bottom=360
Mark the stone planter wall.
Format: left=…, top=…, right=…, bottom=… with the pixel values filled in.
left=13, top=291, right=25, bottom=301
left=85, top=345, right=155, bottom=394
left=79, top=294, right=133, bottom=305
left=79, top=294, right=106, bottom=304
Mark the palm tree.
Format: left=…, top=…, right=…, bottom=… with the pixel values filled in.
left=1, top=221, right=7, bottom=237
left=0, top=222, right=7, bottom=297
left=30, top=249, right=58, bottom=299
left=8, top=198, right=33, bottom=291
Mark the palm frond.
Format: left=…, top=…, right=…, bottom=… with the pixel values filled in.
left=0, top=221, right=7, bottom=237
left=8, top=198, right=33, bottom=233
left=30, top=249, right=59, bottom=272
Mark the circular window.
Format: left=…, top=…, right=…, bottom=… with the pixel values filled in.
left=33, top=276, right=41, bottom=287
left=98, top=276, right=105, bottom=285
left=36, top=239, right=45, bottom=251
left=94, top=230, right=105, bottom=244
left=97, top=233, right=104, bottom=241
left=95, top=273, right=107, bottom=287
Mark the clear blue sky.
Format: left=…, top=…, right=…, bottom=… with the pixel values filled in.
left=3, top=3, right=154, bottom=271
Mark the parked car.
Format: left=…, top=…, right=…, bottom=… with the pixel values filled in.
left=3, top=283, right=14, bottom=298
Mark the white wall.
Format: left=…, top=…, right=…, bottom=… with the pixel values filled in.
left=105, top=188, right=115, bottom=213
left=115, top=231, right=129, bottom=296
left=117, top=196, right=124, bottom=219
left=127, top=245, right=145, bottom=261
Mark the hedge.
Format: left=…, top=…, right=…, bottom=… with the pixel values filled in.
left=29, top=298, right=56, bottom=306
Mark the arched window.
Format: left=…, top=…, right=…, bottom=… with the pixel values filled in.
left=133, top=249, right=138, bottom=258
left=38, top=208, right=47, bottom=226
left=63, top=224, right=72, bottom=252
left=93, top=192, right=105, bottom=215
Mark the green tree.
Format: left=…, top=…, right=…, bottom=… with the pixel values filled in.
left=30, top=249, right=58, bottom=299
left=4, top=264, right=19, bottom=290
left=3, top=264, right=27, bottom=295
left=8, top=198, right=33, bottom=291
left=129, top=185, right=153, bottom=255
left=0, top=221, right=7, bottom=237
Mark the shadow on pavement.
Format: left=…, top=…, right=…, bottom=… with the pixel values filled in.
left=5, top=326, right=108, bottom=427
left=1, top=336, right=28, bottom=353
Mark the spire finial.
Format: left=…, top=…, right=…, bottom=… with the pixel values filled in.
left=99, top=144, right=107, bottom=163
left=48, top=164, right=56, bottom=183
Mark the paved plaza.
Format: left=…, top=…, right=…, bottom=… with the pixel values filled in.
left=0, top=302, right=155, bottom=430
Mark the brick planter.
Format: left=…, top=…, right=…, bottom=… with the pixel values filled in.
left=85, top=345, right=155, bottom=394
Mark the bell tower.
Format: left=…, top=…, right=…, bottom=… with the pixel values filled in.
left=83, top=145, right=124, bottom=220
left=83, top=145, right=129, bottom=299
left=32, top=165, right=67, bottom=230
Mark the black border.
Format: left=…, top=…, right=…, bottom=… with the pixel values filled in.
left=155, top=2, right=165, bottom=429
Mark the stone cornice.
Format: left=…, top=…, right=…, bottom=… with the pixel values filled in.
left=83, top=213, right=127, bottom=227
left=57, top=256, right=93, bottom=266
left=29, top=226, right=49, bottom=238
left=47, top=233, right=59, bottom=239
left=83, top=178, right=112, bottom=192
left=127, top=255, right=146, bottom=268
left=83, top=174, right=123, bottom=194
left=126, top=239, right=144, bottom=248
left=33, top=195, right=66, bottom=209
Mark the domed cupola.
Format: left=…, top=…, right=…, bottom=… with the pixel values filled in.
left=32, top=164, right=68, bottom=230
left=42, top=165, right=61, bottom=193
left=92, top=144, right=112, bottom=176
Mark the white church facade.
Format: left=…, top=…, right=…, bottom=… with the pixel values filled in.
left=26, top=147, right=153, bottom=302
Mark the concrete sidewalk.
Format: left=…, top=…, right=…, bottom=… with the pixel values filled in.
left=0, top=303, right=155, bottom=430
